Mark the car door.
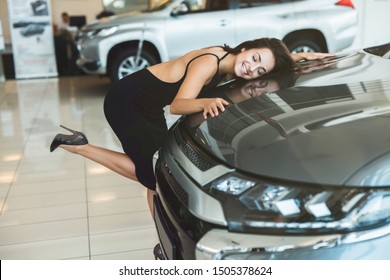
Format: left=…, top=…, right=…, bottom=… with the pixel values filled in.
left=164, top=0, right=235, bottom=59
left=234, top=0, right=296, bottom=44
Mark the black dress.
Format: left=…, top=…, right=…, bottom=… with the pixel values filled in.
left=103, top=53, right=228, bottom=190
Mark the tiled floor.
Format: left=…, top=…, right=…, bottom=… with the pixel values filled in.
left=0, top=75, right=178, bottom=260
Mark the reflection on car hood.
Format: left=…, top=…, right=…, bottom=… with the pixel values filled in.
left=185, top=46, right=390, bottom=186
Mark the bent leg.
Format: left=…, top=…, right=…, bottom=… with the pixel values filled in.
left=60, top=144, right=138, bottom=181
left=61, top=143, right=157, bottom=216
left=147, top=189, right=156, bottom=216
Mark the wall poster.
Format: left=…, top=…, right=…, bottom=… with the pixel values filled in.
left=7, top=0, right=58, bottom=79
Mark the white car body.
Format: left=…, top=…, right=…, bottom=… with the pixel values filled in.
left=75, top=0, right=358, bottom=82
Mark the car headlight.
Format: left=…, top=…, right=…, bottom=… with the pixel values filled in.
left=86, top=26, right=118, bottom=39
left=206, top=174, right=390, bottom=234
left=210, top=175, right=256, bottom=195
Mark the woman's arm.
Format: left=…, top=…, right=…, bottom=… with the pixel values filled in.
left=170, top=55, right=229, bottom=119
left=171, top=97, right=229, bottom=119
left=291, top=52, right=335, bottom=62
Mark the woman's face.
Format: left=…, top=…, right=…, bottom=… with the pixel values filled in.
left=240, top=79, right=280, bottom=98
left=234, top=48, right=275, bottom=80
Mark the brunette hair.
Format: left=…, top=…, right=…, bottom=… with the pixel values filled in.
left=222, top=38, right=298, bottom=75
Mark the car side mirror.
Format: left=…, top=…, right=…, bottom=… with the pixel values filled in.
left=171, top=2, right=190, bottom=16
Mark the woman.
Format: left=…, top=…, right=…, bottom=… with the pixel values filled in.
left=50, top=38, right=331, bottom=214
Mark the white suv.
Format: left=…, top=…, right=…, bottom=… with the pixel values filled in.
left=75, top=0, right=358, bottom=82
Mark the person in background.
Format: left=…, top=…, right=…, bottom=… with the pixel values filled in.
left=57, top=12, right=70, bottom=35
left=54, top=12, right=79, bottom=75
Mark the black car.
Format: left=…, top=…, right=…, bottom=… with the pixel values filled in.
left=153, top=43, right=390, bottom=260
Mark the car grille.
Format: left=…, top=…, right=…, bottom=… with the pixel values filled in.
left=158, top=153, right=189, bottom=206
left=173, top=126, right=215, bottom=171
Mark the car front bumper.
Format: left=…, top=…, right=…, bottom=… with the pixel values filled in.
left=154, top=183, right=390, bottom=260
left=195, top=227, right=390, bottom=260
left=154, top=123, right=390, bottom=260
left=76, top=58, right=102, bottom=74
left=75, top=38, right=106, bottom=75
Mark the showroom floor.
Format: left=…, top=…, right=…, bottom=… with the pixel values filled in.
left=0, top=75, right=178, bottom=260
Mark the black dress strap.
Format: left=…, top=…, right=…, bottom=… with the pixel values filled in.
left=182, top=52, right=228, bottom=80
left=219, top=52, right=229, bottom=61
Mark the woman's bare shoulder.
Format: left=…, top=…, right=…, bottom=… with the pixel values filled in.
left=184, top=46, right=225, bottom=58
left=148, top=46, right=226, bottom=82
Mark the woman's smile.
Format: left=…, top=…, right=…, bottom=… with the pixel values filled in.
left=242, top=62, right=249, bottom=75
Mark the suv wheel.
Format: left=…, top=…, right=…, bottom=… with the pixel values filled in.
left=110, top=49, right=158, bottom=82
left=285, top=39, right=323, bottom=54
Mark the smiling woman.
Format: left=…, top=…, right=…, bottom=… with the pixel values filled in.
left=49, top=38, right=331, bottom=254
left=50, top=36, right=329, bottom=199
left=167, top=38, right=302, bottom=118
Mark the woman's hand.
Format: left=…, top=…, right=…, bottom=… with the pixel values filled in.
left=291, top=52, right=335, bottom=62
left=202, top=98, right=229, bottom=119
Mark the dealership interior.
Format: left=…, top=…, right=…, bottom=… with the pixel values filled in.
left=0, top=0, right=389, bottom=260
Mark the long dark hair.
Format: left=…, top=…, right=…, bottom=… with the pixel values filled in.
left=222, top=38, right=298, bottom=75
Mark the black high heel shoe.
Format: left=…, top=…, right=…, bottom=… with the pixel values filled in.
left=50, top=125, right=88, bottom=152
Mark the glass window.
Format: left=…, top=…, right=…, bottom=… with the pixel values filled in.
left=208, top=0, right=230, bottom=11
left=102, top=0, right=149, bottom=15
left=239, top=0, right=286, bottom=8
left=184, top=0, right=229, bottom=12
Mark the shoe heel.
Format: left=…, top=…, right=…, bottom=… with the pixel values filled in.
left=60, top=125, right=77, bottom=134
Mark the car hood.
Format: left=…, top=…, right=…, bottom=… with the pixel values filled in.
left=184, top=45, right=390, bottom=187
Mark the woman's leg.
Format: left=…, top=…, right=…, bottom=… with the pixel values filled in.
left=61, top=143, right=157, bottom=216
left=147, top=189, right=156, bottom=217
left=60, top=144, right=137, bottom=181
